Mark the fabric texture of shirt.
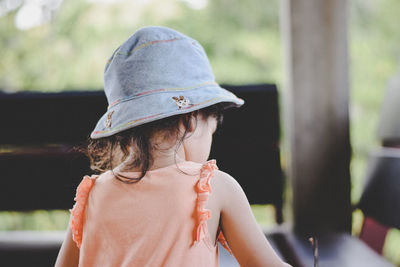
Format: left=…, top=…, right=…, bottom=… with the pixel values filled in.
left=71, top=160, right=231, bottom=267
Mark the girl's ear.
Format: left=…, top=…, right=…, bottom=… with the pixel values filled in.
left=188, top=116, right=196, bottom=133
left=179, top=113, right=196, bottom=133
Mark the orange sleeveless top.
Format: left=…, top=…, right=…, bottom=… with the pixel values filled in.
left=71, top=160, right=231, bottom=267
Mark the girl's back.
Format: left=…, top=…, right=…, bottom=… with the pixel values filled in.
left=74, top=161, right=225, bottom=267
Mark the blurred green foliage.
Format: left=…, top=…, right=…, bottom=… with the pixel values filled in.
left=1, top=0, right=400, bottom=265
left=0, top=210, right=69, bottom=231
left=0, top=0, right=280, bottom=91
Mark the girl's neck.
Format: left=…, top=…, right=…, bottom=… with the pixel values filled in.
left=148, top=133, right=187, bottom=170
left=117, top=139, right=186, bottom=172
left=148, top=146, right=184, bottom=170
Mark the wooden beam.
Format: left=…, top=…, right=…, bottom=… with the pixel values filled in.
left=280, top=0, right=352, bottom=235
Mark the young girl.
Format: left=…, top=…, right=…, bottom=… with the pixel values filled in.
left=56, top=26, right=291, bottom=267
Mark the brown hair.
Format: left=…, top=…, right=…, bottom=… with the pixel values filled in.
left=87, top=104, right=224, bottom=183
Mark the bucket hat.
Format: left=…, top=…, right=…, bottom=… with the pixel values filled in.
left=91, top=26, right=244, bottom=139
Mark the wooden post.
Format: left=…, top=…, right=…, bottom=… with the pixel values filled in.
left=280, top=0, right=352, bottom=235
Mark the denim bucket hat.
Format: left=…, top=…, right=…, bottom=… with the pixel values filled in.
left=91, top=26, right=244, bottom=139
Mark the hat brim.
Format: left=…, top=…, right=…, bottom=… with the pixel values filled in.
left=90, top=84, right=244, bottom=139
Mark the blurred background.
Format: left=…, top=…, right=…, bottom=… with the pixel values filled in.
left=0, top=0, right=399, bottom=265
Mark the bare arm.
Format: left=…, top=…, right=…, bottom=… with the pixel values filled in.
left=215, top=171, right=291, bottom=267
left=55, top=220, right=79, bottom=267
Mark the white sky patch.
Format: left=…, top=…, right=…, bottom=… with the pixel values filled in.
left=14, top=0, right=63, bottom=30
left=15, top=2, right=43, bottom=30
left=0, top=0, right=24, bottom=17
left=180, top=0, right=208, bottom=10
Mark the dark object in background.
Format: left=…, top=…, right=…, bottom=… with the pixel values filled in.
left=210, top=84, right=283, bottom=222
left=0, top=91, right=105, bottom=211
left=0, top=85, right=283, bottom=213
left=359, top=149, right=400, bottom=229
left=0, top=91, right=107, bottom=145
left=358, top=148, right=400, bottom=254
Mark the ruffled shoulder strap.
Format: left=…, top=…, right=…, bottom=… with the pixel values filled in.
left=194, top=160, right=233, bottom=254
left=70, top=175, right=98, bottom=249
left=194, top=160, right=217, bottom=244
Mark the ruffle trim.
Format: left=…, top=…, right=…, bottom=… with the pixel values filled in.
left=194, top=160, right=233, bottom=254
left=195, top=160, right=217, bottom=244
left=70, top=175, right=98, bottom=249
left=217, top=230, right=233, bottom=255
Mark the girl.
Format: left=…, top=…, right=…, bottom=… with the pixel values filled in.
left=56, top=26, right=291, bottom=267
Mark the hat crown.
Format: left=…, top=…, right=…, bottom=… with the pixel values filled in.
left=104, top=26, right=215, bottom=105
left=91, top=26, right=243, bottom=139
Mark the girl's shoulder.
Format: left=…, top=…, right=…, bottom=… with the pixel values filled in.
left=194, top=159, right=239, bottom=188
left=209, top=164, right=238, bottom=187
left=210, top=167, right=245, bottom=207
